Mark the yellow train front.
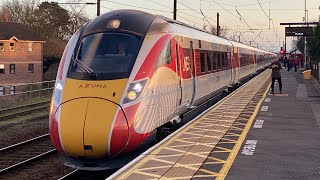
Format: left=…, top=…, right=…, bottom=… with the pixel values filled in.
left=49, top=10, right=164, bottom=170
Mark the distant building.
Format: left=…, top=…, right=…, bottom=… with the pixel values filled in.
left=0, top=22, right=44, bottom=96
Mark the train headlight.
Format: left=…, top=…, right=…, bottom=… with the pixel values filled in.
left=123, top=79, right=148, bottom=104
left=106, top=19, right=120, bottom=29
left=53, top=81, right=63, bottom=105
left=127, top=91, right=137, bottom=100
left=132, top=83, right=143, bottom=92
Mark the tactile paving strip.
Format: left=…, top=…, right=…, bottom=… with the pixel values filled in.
left=114, top=70, right=271, bottom=180
left=192, top=77, right=270, bottom=180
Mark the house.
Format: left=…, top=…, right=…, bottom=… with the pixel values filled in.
left=0, top=22, right=44, bottom=96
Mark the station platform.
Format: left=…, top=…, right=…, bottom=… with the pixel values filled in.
left=109, top=69, right=320, bottom=180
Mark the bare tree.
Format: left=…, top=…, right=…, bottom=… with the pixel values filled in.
left=64, top=0, right=90, bottom=36
left=0, top=6, right=11, bottom=21
left=210, top=25, right=229, bottom=37
left=0, top=0, right=39, bottom=25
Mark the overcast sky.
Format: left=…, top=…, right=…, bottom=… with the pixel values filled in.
left=10, top=0, right=320, bottom=52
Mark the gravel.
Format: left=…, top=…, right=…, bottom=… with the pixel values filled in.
left=0, top=118, right=49, bottom=149
left=0, top=154, right=74, bottom=180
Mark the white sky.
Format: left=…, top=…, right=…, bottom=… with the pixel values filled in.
left=3, top=0, right=319, bottom=52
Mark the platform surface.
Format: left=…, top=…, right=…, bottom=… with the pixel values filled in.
left=227, top=70, right=320, bottom=180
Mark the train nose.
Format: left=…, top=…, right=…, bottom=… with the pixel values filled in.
left=57, top=98, right=128, bottom=159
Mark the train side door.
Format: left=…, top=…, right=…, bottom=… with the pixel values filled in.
left=173, top=37, right=182, bottom=107
left=233, top=47, right=240, bottom=82
left=230, top=51, right=236, bottom=84
left=189, top=41, right=196, bottom=106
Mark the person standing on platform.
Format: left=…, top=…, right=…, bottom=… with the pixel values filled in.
left=298, top=57, right=302, bottom=68
left=284, top=56, right=288, bottom=68
left=270, top=59, right=282, bottom=94
left=287, top=57, right=292, bottom=72
left=293, top=56, right=298, bottom=72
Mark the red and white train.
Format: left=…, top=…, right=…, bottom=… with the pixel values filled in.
left=49, top=10, right=276, bottom=170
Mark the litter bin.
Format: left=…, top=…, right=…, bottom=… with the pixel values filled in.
left=302, top=70, right=311, bottom=80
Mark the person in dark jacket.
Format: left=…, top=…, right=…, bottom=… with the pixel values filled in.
left=283, top=56, right=288, bottom=68
left=270, top=59, right=282, bottom=94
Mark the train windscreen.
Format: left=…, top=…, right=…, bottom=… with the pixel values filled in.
left=69, top=33, right=142, bottom=80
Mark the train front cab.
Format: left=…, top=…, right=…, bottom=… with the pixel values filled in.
left=49, top=11, right=164, bottom=169
left=49, top=11, right=197, bottom=170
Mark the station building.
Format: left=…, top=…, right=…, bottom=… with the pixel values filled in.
left=0, top=22, right=44, bottom=96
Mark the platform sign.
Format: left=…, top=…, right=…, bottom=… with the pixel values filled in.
left=285, top=27, right=313, bottom=36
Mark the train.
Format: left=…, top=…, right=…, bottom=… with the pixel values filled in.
left=49, top=9, right=277, bottom=170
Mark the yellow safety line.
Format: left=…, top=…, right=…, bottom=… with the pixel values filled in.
left=216, top=83, right=271, bottom=180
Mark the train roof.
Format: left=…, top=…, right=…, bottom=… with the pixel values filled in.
left=82, top=9, right=157, bottom=37
left=84, top=10, right=276, bottom=55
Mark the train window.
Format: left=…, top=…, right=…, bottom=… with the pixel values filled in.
left=246, top=55, right=248, bottom=65
left=212, top=53, right=216, bottom=70
left=217, top=53, right=221, bottom=70
left=224, top=53, right=227, bottom=68
left=175, top=44, right=180, bottom=72
left=227, top=53, right=231, bottom=69
left=72, top=33, right=142, bottom=77
left=244, top=54, right=247, bottom=65
left=157, top=40, right=172, bottom=66
left=207, top=52, right=212, bottom=71
left=221, top=53, right=224, bottom=69
left=200, top=52, right=205, bottom=73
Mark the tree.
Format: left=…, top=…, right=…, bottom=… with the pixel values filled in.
left=210, top=25, right=229, bottom=37
left=32, top=2, right=71, bottom=40
left=297, top=37, right=305, bottom=53
left=307, top=26, right=320, bottom=62
left=0, top=6, right=11, bottom=21
left=0, top=0, right=89, bottom=40
left=297, top=26, right=320, bottom=62
left=0, top=0, right=39, bottom=25
left=65, top=0, right=90, bottom=37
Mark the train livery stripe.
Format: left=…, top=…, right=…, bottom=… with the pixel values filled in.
left=59, top=78, right=128, bottom=158
left=134, top=34, right=172, bottom=80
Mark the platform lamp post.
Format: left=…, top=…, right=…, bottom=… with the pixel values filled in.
left=304, top=0, right=307, bottom=69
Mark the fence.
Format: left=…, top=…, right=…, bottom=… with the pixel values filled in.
left=0, top=80, right=56, bottom=109
left=311, top=62, right=320, bottom=80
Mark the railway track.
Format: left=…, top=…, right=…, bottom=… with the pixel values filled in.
left=0, top=101, right=50, bottom=121
left=0, top=134, right=56, bottom=175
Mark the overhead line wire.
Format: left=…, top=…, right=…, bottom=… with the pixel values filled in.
left=177, top=1, right=216, bottom=22
left=177, top=15, right=203, bottom=27
left=101, top=0, right=172, bottom=13
left=256, top=0, right=270, bottom=19
left=235, top=8, right=254, bottom=33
